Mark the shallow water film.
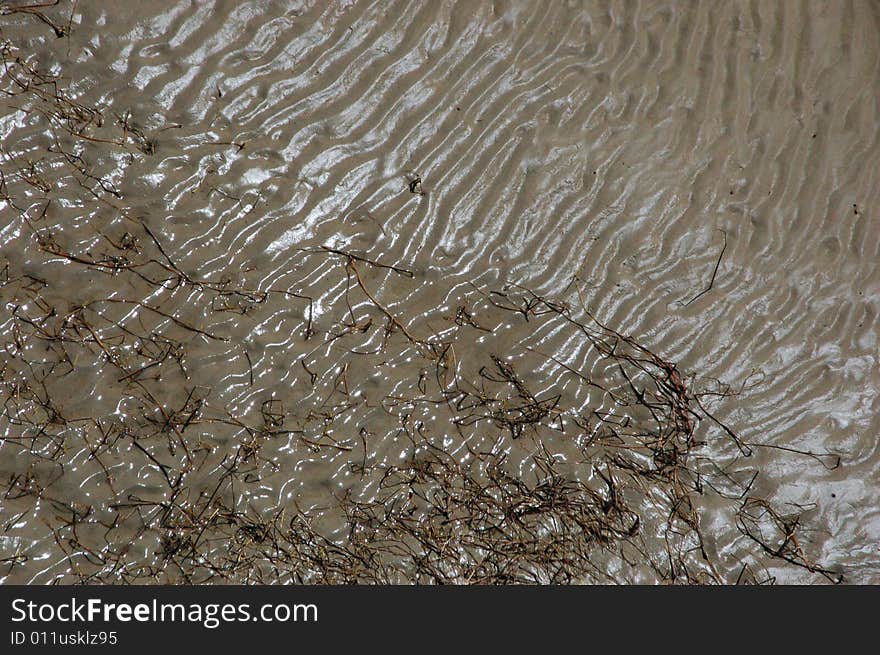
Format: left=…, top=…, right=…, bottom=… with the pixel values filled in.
left=0, top=1, right=878, bottom=584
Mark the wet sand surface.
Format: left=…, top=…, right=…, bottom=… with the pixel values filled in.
left=0, top=1, right=878, bottom=583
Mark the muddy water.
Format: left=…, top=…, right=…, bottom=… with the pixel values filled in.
left=0, top=1, right=878, bottom=583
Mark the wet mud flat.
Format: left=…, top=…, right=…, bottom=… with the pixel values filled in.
left=1, top=1, right=878, bottom=583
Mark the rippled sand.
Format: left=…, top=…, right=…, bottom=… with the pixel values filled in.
left=0, top=1, right=878, bottom=583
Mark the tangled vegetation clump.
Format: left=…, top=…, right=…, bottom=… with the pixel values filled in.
left=0, top=6, right=842, bottom=584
